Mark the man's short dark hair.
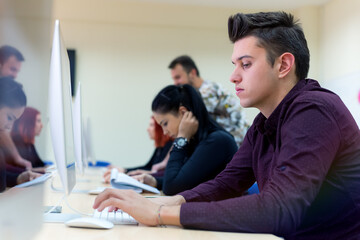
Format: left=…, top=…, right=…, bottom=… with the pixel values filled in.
left=0, top=45, right=25, bottom=64
left=228, top=11, right=310, bottom=81
left=168, top=55, right=200, bottom=77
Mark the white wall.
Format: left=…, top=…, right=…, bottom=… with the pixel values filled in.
left=319, top=0, right=360, bottom=127
left=51, top=0, right=249, bottom=167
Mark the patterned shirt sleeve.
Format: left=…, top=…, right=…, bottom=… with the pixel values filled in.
left=199, top=80, right=249, bottom=147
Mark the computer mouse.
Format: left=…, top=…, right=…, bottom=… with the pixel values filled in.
left=65, top=217, right=114, bottom=229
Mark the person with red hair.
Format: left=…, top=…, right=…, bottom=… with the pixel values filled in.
left=0, top=78, right=41, bottom=192
left=10, top=107, right=45, bottom=168
left=103, top=116, right=173, bottom=183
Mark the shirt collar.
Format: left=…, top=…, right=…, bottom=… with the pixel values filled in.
left=254, top=79, right=311, bottom=137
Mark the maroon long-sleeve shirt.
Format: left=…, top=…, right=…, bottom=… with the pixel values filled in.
left=179, top=79, right=360, bottom=240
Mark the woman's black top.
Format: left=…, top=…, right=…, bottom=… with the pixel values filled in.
left=126, top=140, right=173, bottom=172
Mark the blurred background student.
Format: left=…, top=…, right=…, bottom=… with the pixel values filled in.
left=134, top=84, right=238, bottom=195
left=0, top=45, right=32, bottom=170
left=0, top=77, right=41, bottom=192
left=103, top=116, right=173, bottom=183
left=9, top=107, right=47, bottom=172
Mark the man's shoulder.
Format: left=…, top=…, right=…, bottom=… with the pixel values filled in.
left=200, top=80, right=223, bottom=91
left=292, top=86, right=342, bottom=109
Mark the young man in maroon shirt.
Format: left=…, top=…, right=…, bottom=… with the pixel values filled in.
left=93, top=12, right=360, bottom=239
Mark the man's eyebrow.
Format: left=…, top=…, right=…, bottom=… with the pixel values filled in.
left=238, top=55, right=253, bottom=61
left=232, top=55, right=253, bottom=64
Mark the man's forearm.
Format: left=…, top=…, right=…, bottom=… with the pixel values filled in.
left=150, top=195, right=186, bottom=206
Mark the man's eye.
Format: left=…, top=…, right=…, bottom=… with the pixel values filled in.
left=242, top=63, right=251, bottom=69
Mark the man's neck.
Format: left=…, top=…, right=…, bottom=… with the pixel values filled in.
left=260, top=77, right=298, bottom=118
left=192, top=77, right=204, bottom=89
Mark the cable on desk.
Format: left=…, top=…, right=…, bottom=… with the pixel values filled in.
left=43, top=193, right=66, bottom=216
left=64, top=195, right=92, bottom=217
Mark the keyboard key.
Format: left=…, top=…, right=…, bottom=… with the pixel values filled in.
left=93, top=207, right=138, bottom=225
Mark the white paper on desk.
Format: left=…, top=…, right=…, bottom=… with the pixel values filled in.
left=110, top=169, right=160, bottom=194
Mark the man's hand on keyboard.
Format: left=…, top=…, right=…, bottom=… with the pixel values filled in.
left=93, top=188, right=160, bottom=226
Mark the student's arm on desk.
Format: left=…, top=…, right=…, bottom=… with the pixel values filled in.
left=93, top=188, right=184, bottom=227
left=0, top=130, right=32, bottom=169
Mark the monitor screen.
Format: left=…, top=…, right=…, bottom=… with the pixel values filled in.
left=48, top=19, right=76, bottom=195
left=82, top=117, right=95, bottom=166
left=73, top=82, right=87, bottom=175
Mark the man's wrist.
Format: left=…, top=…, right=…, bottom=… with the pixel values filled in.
left=160, top=205, right=181, bottom=227
left=170, top=195, right=186, bottom=205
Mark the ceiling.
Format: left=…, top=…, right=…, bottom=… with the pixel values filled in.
left=130, top=0, right=332, bottom=10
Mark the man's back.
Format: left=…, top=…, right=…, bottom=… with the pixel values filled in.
left=179, top=79, right=360, bottom=239
left=249, top=79, right=360, bottom=239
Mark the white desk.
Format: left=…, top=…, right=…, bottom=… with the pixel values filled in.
left=35, top=168, right=282, bottom=240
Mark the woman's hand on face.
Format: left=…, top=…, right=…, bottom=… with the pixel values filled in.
left=177, top=111, right=199, bottom=140
left=132, top=173, right=157, bottom=187
left=93, top=189, right=160, bottom=226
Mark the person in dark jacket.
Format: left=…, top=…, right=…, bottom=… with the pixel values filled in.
left=131, top=84, right=238, bottom=195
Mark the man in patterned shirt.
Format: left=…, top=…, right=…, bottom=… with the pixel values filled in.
left=168, top=55, right=248, bottom=147
left=0, top=45, right=32, bottom=170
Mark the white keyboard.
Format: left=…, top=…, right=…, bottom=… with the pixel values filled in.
left=93, top=207, right=138, bottom=225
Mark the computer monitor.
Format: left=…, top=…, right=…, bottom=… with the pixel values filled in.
left=72, top=82, right=86, bottom=175
left=48, top=19, right=76, bottom=195
left=82, top=117, right=95, bottom=166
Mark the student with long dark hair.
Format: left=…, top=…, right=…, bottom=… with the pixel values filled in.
left=133, top=84, right=238, bottom=195
left=0, top=77, right=41, bottom=192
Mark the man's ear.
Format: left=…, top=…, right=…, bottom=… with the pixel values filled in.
left=188, top=68, right=197, bottom=78
left=277, top=52, right=295, bottom=79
